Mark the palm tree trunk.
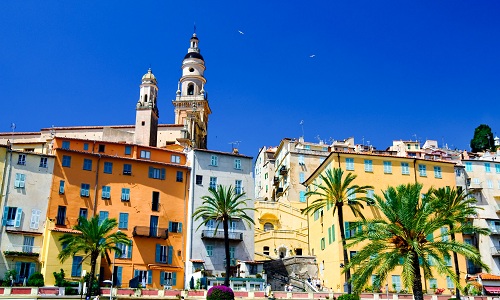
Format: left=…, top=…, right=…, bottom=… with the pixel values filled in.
left=450, top=225, right=461, bottom=299
left=411, top=251, right=424, bottom=300
left=338, top=205, right=352, bottom=294
left=86, top=253, right=98, bottom=299
left=223, top=218, right=231, bottom=287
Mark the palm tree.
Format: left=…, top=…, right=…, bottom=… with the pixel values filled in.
left=301, top=168, right=373, bottom=293
left=344, top=183, right=488, bottom=300
left=193, top=185, right=256, bottom=287
left=430, top=187, right=488, bottom=298
left=58, top=216, right=130, bottom=299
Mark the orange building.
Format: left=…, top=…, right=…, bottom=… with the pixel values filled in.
left=40, top=137, right=189, bottom=289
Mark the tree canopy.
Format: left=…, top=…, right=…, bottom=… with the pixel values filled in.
left=470, top=124, right=495, bottom=152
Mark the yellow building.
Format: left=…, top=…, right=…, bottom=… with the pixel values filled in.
left=304, top=151, right=462, bottom=293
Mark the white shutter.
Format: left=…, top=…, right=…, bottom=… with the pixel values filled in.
left=30, top=209, right=41, bottom=229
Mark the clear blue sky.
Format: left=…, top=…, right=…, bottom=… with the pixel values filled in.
left=1, top=1, right=499, bottom=157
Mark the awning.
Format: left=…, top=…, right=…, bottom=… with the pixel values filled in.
left=484, top=286, right=500, bottom=294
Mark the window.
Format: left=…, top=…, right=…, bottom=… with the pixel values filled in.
left=328, top=224, right=335, bottom=244
left=299, top=172, right=305, bottom=183
left=160, top=271, right=177, bottom=286
left=401, top=162, right=409, bottom=175
left=347, top=188, right=355, bottom=203
left=102, top=186, right=111, bottom=199
left=176, top=171, right=183, bottom=182
left=234, top=159, right=241, bottom=170
left=83, top=143, right=89, bottom=151
left=3, top=206, right=22, bottom=227
left=80, top=184, right=90, bottom=197
left=98, top=144, right=105, bottom=152
left=62, top=155, right=71, bottom=167
left=119, top=213, right=129, bottom=229
left=367, top=190, right=375, bottom=205
left=125, top=146, right=132, bottom=155
left=83, top=159, right=92, bottom=171
left=23, top=236, right=35, bottom=253
left=123, top=164, right=132, bottom=175
left=206, top=245, right=213, bottom=256
left=79, top=208, right=88, bottom=223
left=148, top=167, right=165, bottom=180
left=30, top=209, right=41, bottom=229
left=264, top=223, right=274, bottom=231
left=156, top=244, right=172, bottom=264
left=446, top=276, right=454, bottom=289
left=320, top=238, right=325, bottom=250
left=434, top=166, right=442, bottom=178
left=383, top=161, right=392, bottom=174
left=496, top=164, right=500, bottom=173
left=210, top=155, right=218, bottom=166
left=444, top=255, right=452, bottom=266
left=299, top=191, right=306, bottom=202
left=195, top=175, right=203, bottom=185
left=134, top=270, right=152, bottom=285
left=441, top=227, right=449, bottom=241
left=62, top=141, right=70, bottom=150
left=121, top=188, right=130, bottom=201
left=71, top=256, right=83, bottom=277
left=392, top=275, right=401, bottom=292
left=14, top=173, right=26, bottom=188
left=98, top=211, right=109, bottom=225
left=485, top=163, right=491, bottom=173
left=17, top=154, right=26, bottom=165
left=304, top=145, right=311, bottom=150
left=39, top=157, right=48, bottom=168
left=56, top=206, right=66, bottom=225
left=429, top=278, right=437, bottom=289
left=345, top=158, right=354, bottom=170
left=152, top=191, right=160, bottom=211
left=364, top=160, right=373, bottom=172
left=103, top=162, right=113, bottom=174
left=235, top=180, right=242, bottom=194
left=419, top=164, right=427, bottom=176
left=59, top=180, right=65, bottom=194
left=465, top=162, right=472, bottom=172
left=298, top=155, right=305, bottom=165
left=169, top=221, right=182, bottom=233
left=344, top=222, right=360, bottom=238
left=140, top=150, right=151, bottom=159
left=171, top=155, right=180, bottom=164
left=209, top=177, right=217, bottom=190
left=116, top=240, right=133, bottom=259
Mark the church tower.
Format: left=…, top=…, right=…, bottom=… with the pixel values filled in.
left=173, top=33, right=211, bottom=149
left=135, top=68, right=159, bottom=147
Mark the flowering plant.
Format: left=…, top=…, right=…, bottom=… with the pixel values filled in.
left=435, top=288, right=445, bottom=295
left=207, top=285, right=235, bottom=300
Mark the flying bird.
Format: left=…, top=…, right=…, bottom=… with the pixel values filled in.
left=238, top=30, right=245, bottom=35
left=309, top=54, right=315, bottom=58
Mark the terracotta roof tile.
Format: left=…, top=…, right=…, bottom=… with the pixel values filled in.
left=480, top=273, right=500, bottom=281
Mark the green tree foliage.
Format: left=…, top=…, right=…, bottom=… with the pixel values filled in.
left=193, top=185, right=255, bottom=287
left=27, top=272, right=44, bottom=287
left=344, top=183, right=488, bottom=300
left=58, top=216, right=130, bottom=298
left=470, top=124, right=495, bottom=152
left=301, top=168, right=373, bottom=294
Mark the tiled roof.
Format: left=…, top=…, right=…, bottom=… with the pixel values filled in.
left=51, top=227, right=81, bottom=234
left=480, top=273, right=500, bottom=281
left=190, top=259, right=205, bottom=263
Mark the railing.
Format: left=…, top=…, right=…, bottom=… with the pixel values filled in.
left=133, top=226, right=168, bottom=239
left=491, top=247, right=500, bottom=256
left=254, top=229, right=308, bottom=243
left=201, top=230, right=243, bottom=241
left=3, top=244, right=41, bottom=256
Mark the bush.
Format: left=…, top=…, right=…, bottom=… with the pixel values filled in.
left=53, top=269, right=66, bottom=287
left=207, top=285, right=235, bottom=300
left=27, top=272, right=44, bottom=287
left=337, top=294, right=360, bottom=300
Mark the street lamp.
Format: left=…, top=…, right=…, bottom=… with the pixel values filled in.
left=109, top=230, right=120, bottom=300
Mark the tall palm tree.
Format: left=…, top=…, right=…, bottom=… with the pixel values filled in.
left=430, top=187, right=488, bottom=298
left=344, top=183, right=488, bottom=300
left=193, top=185, right=256, bottom=287
left=58, top=216, right=130, bottom=299
left=301, top=168, right=373, bottom=293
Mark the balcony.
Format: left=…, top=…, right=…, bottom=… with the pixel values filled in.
left=489, top=226, right=500, bottom=235
left=201, top=230, right=243, bottom=241
left=276, top=187, right=284, bottom=197
left=491, top=247, right=500, bottom=256
left=3, top=244, right=41, bottom=257
left=279, top=166, right=287, bottom=175
left=133, top=226, right=168, bottom=239
left=273, top=177, right=279, bottom=187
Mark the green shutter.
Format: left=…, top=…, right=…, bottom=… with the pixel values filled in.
left=160, top=271, right=165, bottom=285
left=172, top=272, right=177, bottom=286
left=116, top=267, right=122, bottom=287
left=328, top=227, right=332, bottom=244
left=168, top=246, right=173, bottom=264
left=344, top=222, right=350, bottom=238
left=147, top=270, right=152, bottom=284
left=128, top=240, right=133, bottom=259
left=155, top=244, right=160, bottom=263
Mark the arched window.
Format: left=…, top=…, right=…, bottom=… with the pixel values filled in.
left=264, top=223, right=274, bottom=232
left=187, top=84, right=194, bottom=95
left=144, top=94, right=148, bottom=102
left=263, top=246, right=270, bottom=255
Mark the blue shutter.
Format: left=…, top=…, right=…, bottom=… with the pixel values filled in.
left=344, top=222, right=350, bottom=238
left=116, top=266, right=122, bottom=287
left=148, top=167, right=154, bottom=178
left=168, top=221, right=172, bottom=233
left=29, top=263, right=35, bottom=279
left=2, top=207, right=8, bottom=226
left=15, top=262, right=21, bottom=282
left=172, top=272, right=177, bottom=286
left=160, top=271, right=165, bottom=285
left=168, top=246, right=173, bottom=264
left=160, top=168, right=166, bottom=180
left=155, top=244, right=160, bottom=263
left=147, top=270, right=152, bottom=284
left=178, top=223, right=182, bottom=233
left=134, top=269, right=139, bottom=278
left=115, top=243, right=121, bottom=258
left=128, top=240, right=133, bottom=259
left=15, top=208, right=22, bottom=227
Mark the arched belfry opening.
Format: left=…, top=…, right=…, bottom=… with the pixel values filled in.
left=187, top=84, right=194, bottom=95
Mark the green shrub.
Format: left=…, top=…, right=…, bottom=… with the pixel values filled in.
left=2, top=269, right=17, bottom=287
left=207, top=285, right=234, bottom=300
left=337, top=294, right=360, bottom=300
left=27, top=272, right=44, bottom=287
left=53, top=269, right=66, bottom=287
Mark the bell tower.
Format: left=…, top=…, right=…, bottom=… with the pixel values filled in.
left=173, top=33, right=211, bottom=149
left=135, top=68, right=159, bottom=147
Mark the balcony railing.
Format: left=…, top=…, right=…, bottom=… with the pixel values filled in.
left=3, top=244, right=41, bottom=257
left=201, top=230, right=243, bottom=241
left=491, top=247, right=500, bottom=256
left=133, top=226, right=168, bottom=239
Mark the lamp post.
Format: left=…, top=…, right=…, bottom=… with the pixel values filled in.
left=110, top=230, right=120, bottom=300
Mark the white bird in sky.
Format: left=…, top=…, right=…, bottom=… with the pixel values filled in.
left=238, top=30, right=244, bottom=35
left=309, top=54, right=316, bottom=58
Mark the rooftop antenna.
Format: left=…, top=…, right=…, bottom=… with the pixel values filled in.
left=194, top=22, right=196, bottom=34
left=299, top=120, right=304, bottom=138
left=362, top=136, right=365, bottom=146
left=229, top=141, right=241, bottom=152
left=412, top=133, right=418, bottom=141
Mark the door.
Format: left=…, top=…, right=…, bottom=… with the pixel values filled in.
left=150, top=216, right=159, bottom=237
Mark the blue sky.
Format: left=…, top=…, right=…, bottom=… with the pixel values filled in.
left=1, top=1, right=499, bottom=157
